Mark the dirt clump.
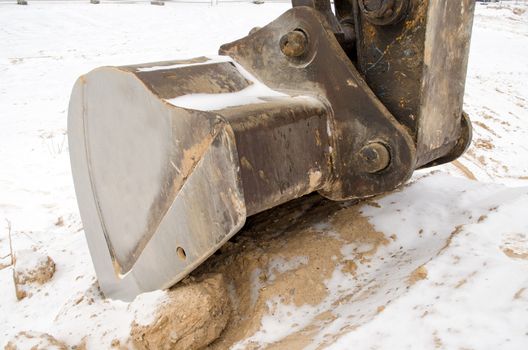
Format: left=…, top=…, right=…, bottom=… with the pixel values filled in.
left=13, top=249, right=56, bottom=300
left=514, top=288, right=526, bottom=300
left=501, top=233, right=528, bottom=260
left=4, top=331, right=67, bottom=350
left=408, top=265, right=428, bottom=285
left=513, top=7, right=526, bottom=15
left=474, top=138, right=494, bottom=150
left=130, top=273, right=230, bottom=350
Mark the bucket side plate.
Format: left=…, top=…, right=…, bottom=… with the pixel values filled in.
left=68, top=66, right=246, bottom=300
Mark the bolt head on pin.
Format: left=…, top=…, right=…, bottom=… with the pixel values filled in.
left=357, top=142, right=391, bottom=173
left=359, top=0, right=409, bottom=26
left=280, top=30, right=308, bottom=57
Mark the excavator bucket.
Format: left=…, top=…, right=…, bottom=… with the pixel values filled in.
left=68, top=0, right=475, bottom=300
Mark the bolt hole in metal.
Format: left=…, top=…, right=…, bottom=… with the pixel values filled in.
left=176, top=247, right=187, bottom=260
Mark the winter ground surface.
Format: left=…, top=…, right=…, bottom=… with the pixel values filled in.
left=1, top=1, right=528, bottom=349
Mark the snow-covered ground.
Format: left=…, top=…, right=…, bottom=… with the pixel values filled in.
left=0, top=2, right=527, bottom=349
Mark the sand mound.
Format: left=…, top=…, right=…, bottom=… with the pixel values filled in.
left=131, top=274, right=231, bottom=350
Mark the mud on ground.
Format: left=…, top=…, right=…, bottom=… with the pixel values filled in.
left=137, top=192, right=421, bottom=349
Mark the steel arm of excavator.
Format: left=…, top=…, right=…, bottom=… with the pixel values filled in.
left=68, top=0, right=475, bottom=300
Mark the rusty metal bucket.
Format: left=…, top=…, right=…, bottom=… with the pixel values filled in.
left=69, top=56, right=338, bottom=300
left=69, top=1, right=475, bottom=300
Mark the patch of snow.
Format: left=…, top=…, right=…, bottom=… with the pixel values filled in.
left=233, top=173, right=528, bottom=349
left=250, top=267, right=264, bottom=307
left=164, top=58, right=290, bottom=111
left=135, top=55, right=230, bottom=72
left=233, top=300, right=318, bottom=349
left=128, top=289, right=169, bottom=326
left=329, top=186, right=528, bottom=350
left=340, top=242, right=375, bottom=257
left=267, top=255, right=308, bottom=282
left=14, top=249, right=50, bottom=276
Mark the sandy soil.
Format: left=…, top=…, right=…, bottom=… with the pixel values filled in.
left=131, top=274, right=230, bottom=350
left=122, top=193, right=386, bottom=349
